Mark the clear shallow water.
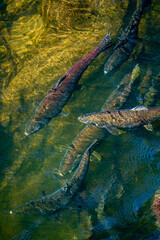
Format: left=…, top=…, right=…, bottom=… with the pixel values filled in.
left=0, top=0, right=160, bottom=239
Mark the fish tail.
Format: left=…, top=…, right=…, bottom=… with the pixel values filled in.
left=98, top=33, right=114, bottom=50
left=130, top=64, right=140, bottom=84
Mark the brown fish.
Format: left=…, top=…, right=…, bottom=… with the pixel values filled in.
left=25, top=34, right=113, bottom=135
left=59, top=65, right=140, bottom=176
left=78, top=106, right=160, bottom=135
left=104, top=0, right=149, bottom=74
left=10, top=140, right=97, bottom=215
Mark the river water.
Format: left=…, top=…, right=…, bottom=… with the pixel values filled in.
left=0, top=0, right=160, bottom=239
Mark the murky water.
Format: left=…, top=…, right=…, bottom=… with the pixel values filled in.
left=0, top=0, right=160, bottom=239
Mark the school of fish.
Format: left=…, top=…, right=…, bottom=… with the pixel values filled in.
left=9, top=0, right=159, bottom=217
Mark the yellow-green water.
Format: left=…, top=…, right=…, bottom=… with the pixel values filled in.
left=0, top=0, right=160, bottom=239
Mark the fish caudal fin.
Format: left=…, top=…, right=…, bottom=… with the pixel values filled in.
left=130, top=64, right=140, bottom=83
left=98, top=34, right=114, bottom=50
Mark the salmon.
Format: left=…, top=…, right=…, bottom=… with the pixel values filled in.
left=25, top=34, right=113, bottom=135
left=10, top=140, right=97, bottom=215
left=59, top=65, right=140, bottom=175
left=78, top=106, right=160, bottom=135
left=104, top=0, right=149, bottom=74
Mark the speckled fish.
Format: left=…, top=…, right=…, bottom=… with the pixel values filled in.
left=78, top=106, right=160, bottom=135
left=25, top=34, right=113, bottom=135
left=104, top=0, right=149, bottom=74
left=58, top=64, right=140, bottom=176
left=101, top=64, right=140, bottom=111
left=10, top=140, right=97, bottom=215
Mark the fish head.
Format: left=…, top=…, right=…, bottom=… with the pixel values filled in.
left=25, top=117, right=49, bottom=135
left=104, top=51, right=120, bottom=75
left=78, top=113, right=103, bottom=127
left=104, top=63, right=114, bottom=75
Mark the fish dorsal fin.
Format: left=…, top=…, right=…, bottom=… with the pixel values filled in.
left=131, top=105, right=148, bottom=111
left=53, top=75, right=67, bottom=89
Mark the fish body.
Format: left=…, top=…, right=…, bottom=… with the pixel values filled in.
left=59, top=125, right=106, bottom=176
left=10, top=141, right=96, bottom=215
left=78, top=106, right=160, bottom=133
left=102, top=64, right=140, bottom=111
left=59, top=65, right=140, bottom=176
left=25, top=34, right=113, bottom=135
left=104, top=0, right=148, bottom=74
